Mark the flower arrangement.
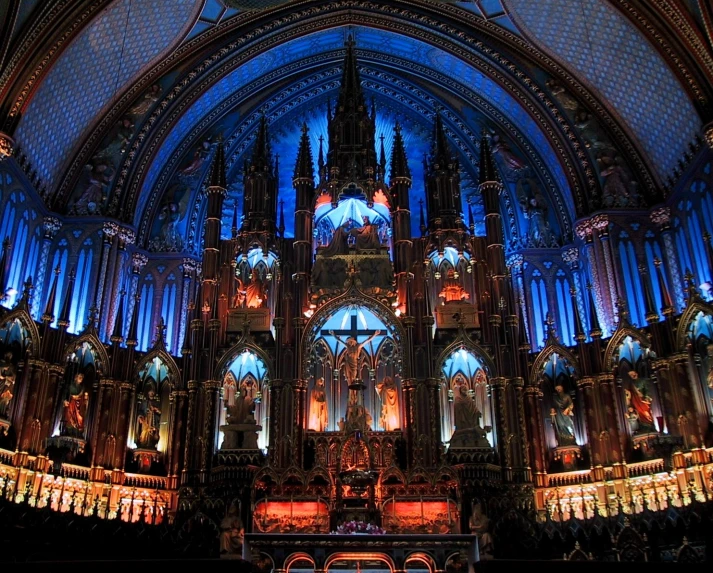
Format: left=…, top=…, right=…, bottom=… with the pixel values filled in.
left=333, top=520, right=386, bottom=535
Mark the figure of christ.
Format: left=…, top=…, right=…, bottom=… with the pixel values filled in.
left=350, top=216, right=382, bottom=252
left=63, top=373, right=89, bottom=436
left=439, top=269, right=470, bottom=303
left=625, top=371, right=655, bottom=432
left=0, top=352, right=16, bottom=418
left=308, top=377, right=329, bottom=432
left=329, top=329, right=383, bottom=384
left=245, top=269, right=267, bottom=308
left=376, top=376, right=400, bottom=431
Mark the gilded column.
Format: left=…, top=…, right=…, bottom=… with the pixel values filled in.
left=91, top=378, right=116, bottom=468
left=18, top=360, right=45, bottom=454
left=489, top=377, right=511, bottom=479
left=95, top=223, right=117, bottom=338
left=182, top=380, right=199, bottom=481
left=524, top=383, right=546, bottom=485
left=576, top=220, right=609, bottom=335
left=112, top=382, right=134, bottom=474
left=511, top=376, right=531, bottom=480
left=598, top=374, right=625, bottom=476
left=591, top=215, right=618, bottom=329
left=576, top=377, right=601, bottom=465
left=650, top=207, right=685, bottom=312
left=31, top=216, right=61, bottom=318
left=170, top=390, right=188, bottom=487
left=200, top=380, right=221, bottom=480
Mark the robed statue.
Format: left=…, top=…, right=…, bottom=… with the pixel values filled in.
left=62, top=373, right=89, bottom=437
left=245, top=269, right=267, bottom=308
left=322, top=221, right=350, bottom=257
left=330, top=330, right=383, bottom=384
left=0, top=352, right=16, bottom=419
left=350, top=216, right=382, bottom=252
left=136, top=383, right=162, bottom=449
left=625, top=370, right=655, bottom=433
left=550, top=384, right=576, bottom=446
left=308, top=377, right=328, bottom=432
left=220, top=502, right=245, bottom=555
left=376, top=376, right=400, bottom=431
left=450, top=383, right=490, bottom=448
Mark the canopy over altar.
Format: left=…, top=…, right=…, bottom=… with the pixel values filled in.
left=243, top=533, right=479, bottom=573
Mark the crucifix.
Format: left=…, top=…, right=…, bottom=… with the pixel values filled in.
left=323, top=314, right=383, bottom=433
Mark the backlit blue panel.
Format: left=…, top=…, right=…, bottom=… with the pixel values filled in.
left=15, top=0, right=198, bottom=190
left=139, top=25, right=570, bottom=229
left=506, top=0, right=701, bottom=178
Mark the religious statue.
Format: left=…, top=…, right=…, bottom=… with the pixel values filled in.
left=625, top=371, right=655, bottom=433
left=516, top=178, right=557, bottom=248
left=62, top=373, right=89, bottom=437
left=233, top=278, right=247, bottom=308
left=489, top=133, right=526, bottom=173
left=345, top=390, right=372, bottom=432
left=129, top=83, right=162, bottom=117
left=597, top=152, right=639, bottom=209
left=350, top=216, right=382, bottom=252
left=148, top=183, right=190, bottom=253
left=376, top=376, right=400, bottom=431
left=136, top=383, right=161, bottom=449
left=454, top=384, right=481, bottom=431
left=550, top=384, right=576, bottom=446
left=219, top=502, right=245, bottom=555
left=438, top=269, right=470, bottom=303
left=245, top=268, right=267, bottom=308
left=308, top=377, right=328, bottom=432
left=322, top=221, right=350, bottom=257
left=0, top=351, right=16, bottom=419
left=224, top=378, right=237, bottom=408
left=227, top=379, right=256, bottom=425
left=626, top=406, right=640, bottom=434
left=330, top=329, right=383, bottom=384
left=469, top=502, right=494, bottom=559
left=706, top=344, right=713, bottom=389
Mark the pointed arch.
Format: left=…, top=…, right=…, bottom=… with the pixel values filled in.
left=435, top=337, right=496, bottom=378
left=253, top=466, right=281, bottom=488
left=676, top=300, right=713, bottom=351
left=0, top=308, right=40, bottom=356
left=378, top=466, right=407, bottom=487
left=63, top=332, right=109, bottom=376
left=134, top=348, right=182, bottom=390
left=530, top=343, right=580, bottom=383
left=306, top=466, right=334, bottom=489
left=603, top=326, right=651, bottom=369
left=214, top=341, right=274, bottom=381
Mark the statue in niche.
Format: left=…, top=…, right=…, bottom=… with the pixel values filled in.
left=98, top=116, right=135, bottom=161
left=129, top=83, right=162, bottom=117
left=227, top=379, right=256, bottom=425
left=0, top=351, right=16, bottom=419
left=245, top=268, right=267, bottom=308
left=136, top=382, right=162, bottom=449
left=224, top=378, right=237, bottom=408
left=516, top=177, right=557, bottom=248
left=626, top=406, right=640, bottom=434
left=469, top=502, right=494, bottom=559
left=451, top=382, right=490, bottom=448
left=706, top=344, right=713, bottom=389
left=233, top=278, right=247, bottom=308
left=624, top=370, right=656, bottom=434
left=550, top=384, right=576, bottom=446
left=438, top=268, right=470, bottom=303
left=376, top=376, right=400, bottom=431
left=312, top=256, right=348, bottom=289
left=322, top=220, right=350, bottom=257
left=351, top=216, right=382, bottom=252
left=308, top=377, right=328, bottom=432
left=330, top=330, right=383, bottom=384
left=219, top=502, right=244, bottom=555
left=597, top=151, right=640, bottom=209
left=358, top=257, right=392, bottom=290
left=148, top=183, right=189, bottom=252
left=62, top=373, right=89, bottom=437
left=345, top=389, right=372, bottom=431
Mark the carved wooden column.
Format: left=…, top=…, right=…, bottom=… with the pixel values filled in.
left=524, top=382, right=546, bottom=485
left=39, top=364, right=64, bottom=448
left=292, top=378, right=308, bottom=467
left=510, top=377, right=531, bottom=481
left=268, top=379, right=283, bottom=467
left=91, top=378, right=116, bottom=468
left=660, top=354, right=703, bottom=449
left=181, top=380, right=199, bottom=482
left=598, top=374, right=626, bottom=477
left=489, top=377, right=511, bottom=479
left=576, top=377, right=601, bottom=466
left=200, top=380, right=221, bottom=481
left=112, top=382, right=134, bottom=475
left=169, top=390, right=187, bottom=488
left=426, top=377, right=441, bottom=466
left=401, top=378, right=417, bottom=465
left=18, top=359, right=45, bottom=454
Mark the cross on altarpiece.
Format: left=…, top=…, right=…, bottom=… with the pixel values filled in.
left=320, top=313, right=380, bottom=344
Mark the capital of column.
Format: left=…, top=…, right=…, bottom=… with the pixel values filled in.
left=120, top=382, right=133, bottom=392
left=132, top=252, right=149, bottom=272
left=172, top=390, right=188, bottom=398
left=591, top=214, right=609, bottom=232
left=103, top=221, right=120, bottom=238
left=561, top=247, right=579, bottom=269
left=506, top=253, right=524, bottom=270
left=182, top=258, right=198, bottom=275
left=703, top=121, right=713, bottom=149
left=119, top=227, right=136, bottom=245
left=187, top=380, right=199, bottom=391
left=488, top=376, right=507, bottom=390
left=204, top=380, right=221, bottom=391
left=575, top=376, right=595, bottom=390
left=575, top=220, right=593, bottom=240
left=0, top=132, right=15, bottom=160
left=401, top=316, right=416, bottom=327
left=42, top=216, right=62, bottom=238
left=509, top=376, right=524, bottom=389
left=273, top=317, right=285, bottom=329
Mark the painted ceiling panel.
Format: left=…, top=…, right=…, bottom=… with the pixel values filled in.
left=505, top=0, right=701, bottom=180
left=14, top=0, right=199, bottom=190
left=140, top=25, right=570, bottom=223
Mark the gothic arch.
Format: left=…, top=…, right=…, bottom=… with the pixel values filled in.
left=306, top=466, right=334, bottom=489
left=0, top=308, right=40, bottom=357
left=530, top=343, right=581, bottom=383
left=435, top=338, right=496, bottom=379
left=603, top=326, right=652, bottom=369
left=676, top=300, right=713, bottom=351
left=214, top=341, right=274, bottom=382
left=63, top=332, right=109, bottom=376
left=302, top=287, right=408, bottom=379
left=134, top=348, right=181, bottom=390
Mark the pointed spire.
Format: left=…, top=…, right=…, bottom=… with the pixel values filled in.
left=153, top=316, right=167, bottom=348
left=468, top=201, right=475, bottom=233
left=639, top=263, right=659, bottom=324
left=586, top=283, right=602, bottom=339
left=479, top=133, right=500, bottom=185
left=126, top=293, right=141, bottom=347
left=517, top=299, right=531, bottom=352
left=83, top=305, right=99, bottom=333
left=16, top=276, right=33, bottom=309
left=419, top=198, right=426, bottom=236
left=317, top=133, right=325, bottom=178
left=251, top=115, right=271, bottom=171
left=231, top=202, right=239, bottom=238
left=41, top=266, right=61, bottom=324
left=615, top=297, right=630, bottom=327
left=58, top=267, right=76, bottom=329
left=543, top=312, right=558, bottom=345
left=337, top=35, right=366, bottom=113
left=208, top=137, right=226, bottom=190
left=293, top=122, right=314, bottom=181
left=704, top=232, right=713, bottom=283
left=111, top=290, right=126, bottom=344
left=570, top=287, right=586, bottom=344
left=431, top=111, right=452, bottom=168
left=684, top=269, right=700, bottom=301
left=278, top=200, right=285, bottom=236
left=378, top=133, right=386, bottom=180
left=653, top=258, right=674, bottom=316
left=389, top=122, right=411, bottom=181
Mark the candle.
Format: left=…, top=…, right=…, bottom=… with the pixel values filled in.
left=447, top=497, right=451, bottom=524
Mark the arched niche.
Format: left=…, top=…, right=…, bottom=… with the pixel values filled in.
left=216, top=346, right=270, bottom=452
left=0, top=314, right=35, bottom=425
left=54, top=341, right=100, bottom=441
left=128, top=352, right=177, bottom=474
left=303, top=302, right=402, bottom=433
left=437, top=346, right=494, bottom=449
left=428, top=247, right=474, bottom=306
left=232, top=247, right=278, bottom=312
left=614, top=335, right=662, bottom=437
left=536, top=351, right=584, bottom=471
left=686, top=310, right=713, bottom=421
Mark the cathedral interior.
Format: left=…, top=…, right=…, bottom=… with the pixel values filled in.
left=2, top=0, right=713, bottom=566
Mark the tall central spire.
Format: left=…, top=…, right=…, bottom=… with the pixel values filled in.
left=325, top=35, right=378, bottom=187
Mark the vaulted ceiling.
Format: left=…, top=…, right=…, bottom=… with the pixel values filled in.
left=1, top=0, right=711, bottom=248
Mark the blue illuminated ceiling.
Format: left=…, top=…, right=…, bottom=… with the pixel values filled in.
left=137, top=25, right=573, bottom=243
left=505, top=0, right=701, bottom=180
left=14, top=0, right=199, bottom=191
